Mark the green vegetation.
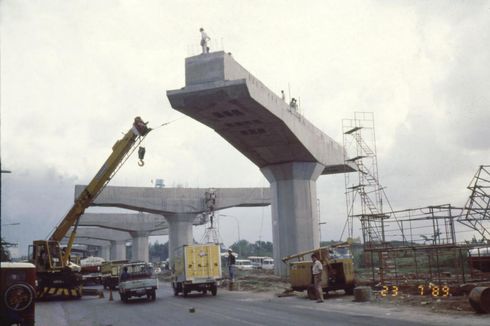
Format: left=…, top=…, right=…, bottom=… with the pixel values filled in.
left=230, top=240, right=273, bottom=258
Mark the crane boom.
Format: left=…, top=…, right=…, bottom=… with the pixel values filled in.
left=50, top=118, right=150, bottom=262
left=30, top=117, right=151, bottom=300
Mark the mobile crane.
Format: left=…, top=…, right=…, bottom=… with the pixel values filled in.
left=29, top=117, right=151, bottom=299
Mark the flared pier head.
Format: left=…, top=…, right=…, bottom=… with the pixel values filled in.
left=167, top=52, right=355, bottom=276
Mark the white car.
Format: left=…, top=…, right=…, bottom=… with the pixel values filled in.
left=261, top=258, right=274, bottom=270
left=235, top=259, right=254, bottom=270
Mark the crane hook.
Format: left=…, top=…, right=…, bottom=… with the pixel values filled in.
left=138, top=147, right=146, bottom=167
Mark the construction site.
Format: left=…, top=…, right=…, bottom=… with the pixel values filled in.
left=340, top=112, right=490, bottom=303
left=2, top=2, right=490, bottom=323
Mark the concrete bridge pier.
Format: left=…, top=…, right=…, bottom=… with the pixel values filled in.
left=261, top=162, right=324, bottom=276
left=165, top=213, right=195, bottom=267
left=130, top=232, right=150, bottom=262
left=99, top=245, right=111, bottom=261
left=111, top=240, right=127, bottom=260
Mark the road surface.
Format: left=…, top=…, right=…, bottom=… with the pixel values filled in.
left=36, top=283, right=488, bottom=326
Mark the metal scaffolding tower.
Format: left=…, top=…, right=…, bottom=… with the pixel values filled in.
left=342, top=112, right=390, bottom=246
left=458, top=165, right=490, bottom=241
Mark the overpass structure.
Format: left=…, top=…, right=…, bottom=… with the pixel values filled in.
left=62, top=225, right=169, bottom=261
left=167, top=52, right=355, bottom=275
left=75, top=185, right=271, bottom=265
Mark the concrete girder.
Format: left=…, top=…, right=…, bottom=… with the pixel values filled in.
left=166, top=52, right=355, bottom=276
left=77, top=213, right=169, bottom=233
left=75, top=186, right=271, bottom=215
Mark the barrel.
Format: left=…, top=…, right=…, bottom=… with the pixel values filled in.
left=353, top=286, right=372, bottom=302
left=468, top=287, right=490, bottom=313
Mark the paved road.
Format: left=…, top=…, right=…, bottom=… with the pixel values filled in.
left=36, top=283, right=488, bottom=326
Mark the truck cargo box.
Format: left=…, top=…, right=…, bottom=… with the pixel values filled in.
left=172, top=244, right=222, bottom=297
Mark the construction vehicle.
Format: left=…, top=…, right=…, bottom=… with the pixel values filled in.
left=28, top=117, right=151, bottom=299
left=1, top=262, right=37, bottom=326
left=172, top=243, right=222, bottom=297
left=80, top=256, right=105, bottom=285
left=101, top=259, right=128, bottom=290
left=118, top=261, right=158, bottom=302
left=282, top=243, right=356, bottom=299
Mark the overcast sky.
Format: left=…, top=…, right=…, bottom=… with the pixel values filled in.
left=1, top=0, right=489, bottom=257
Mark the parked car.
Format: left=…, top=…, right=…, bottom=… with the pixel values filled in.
left=235, top=259, right=254, bottom=270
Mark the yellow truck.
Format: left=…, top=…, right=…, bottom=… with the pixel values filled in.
left=282, top=244, right=356, bottom=299
left=172, top=244, right=222, bottom=297
left=101, top=260, right=128, bottom=290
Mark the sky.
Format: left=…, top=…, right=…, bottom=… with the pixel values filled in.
left=1, top=0, right=489, bottom=258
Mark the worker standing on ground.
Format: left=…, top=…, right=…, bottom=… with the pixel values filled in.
left=312, top=253, right=324, bottom=303
left=200, top=27, right=211, bottom=54
left=120, top=267, right=129, bottom=282
left=227, top=249, right=236, bottom=282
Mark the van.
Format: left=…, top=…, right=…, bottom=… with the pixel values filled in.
left=262, top=258, right=274, bottom=270
left=235, top=259, right=254, bottom=270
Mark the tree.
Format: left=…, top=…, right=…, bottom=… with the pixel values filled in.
left=1, top=237, right=14, bottom=261
left=149, top=241, right=169, bottom=261
left=230, top=240, right=273, bottom=258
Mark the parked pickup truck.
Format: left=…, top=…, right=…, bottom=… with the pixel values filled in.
left=118, top=262, right=158, bottom=302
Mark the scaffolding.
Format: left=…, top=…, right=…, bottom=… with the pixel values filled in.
left=342, top=113, right=490, bottom=286
left=200, top=188, right=222, bottom=245
left=342, top=112, right=396, bottom=247
left=457, top=165, right=490, bottom=241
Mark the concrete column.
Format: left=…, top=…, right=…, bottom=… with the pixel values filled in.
left=165, top=214, right=195, bottom=268
left=261, top=162, right=324, bottom=277
left=100, top=245, right=111, bottom=261
left=130, top=232, right=150, bottom=262
left=111, top=240, right=127, bottom=260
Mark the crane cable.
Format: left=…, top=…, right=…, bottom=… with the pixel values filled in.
left=137, top=117, right=184, bottom=166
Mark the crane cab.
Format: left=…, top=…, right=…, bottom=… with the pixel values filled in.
left=29, top=240, right=65, bottom=272
left=29, top=240, right=83, bottom=299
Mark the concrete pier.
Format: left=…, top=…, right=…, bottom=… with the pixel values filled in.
left=167, top=52, right=354, bottom=276
left=130, top=232, right=150, bottom=262
left=261, top=162, right=324, bottom=266
left=165, top=214, right=195, bottom=266
left=111, top=240, right=127, bottom=260
left=99, top=245, right=111, bottom=260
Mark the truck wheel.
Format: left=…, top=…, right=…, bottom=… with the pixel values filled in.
left=202, top=289, right=207, bottom=295
left=211, top=285, right=217, bottom=296
left=183, top=287, right=189, bottom=297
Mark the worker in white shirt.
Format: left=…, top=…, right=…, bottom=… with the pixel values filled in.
left=199, top=28, right=211, bottom=54
left=311, top=253, right=324, bottom=302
